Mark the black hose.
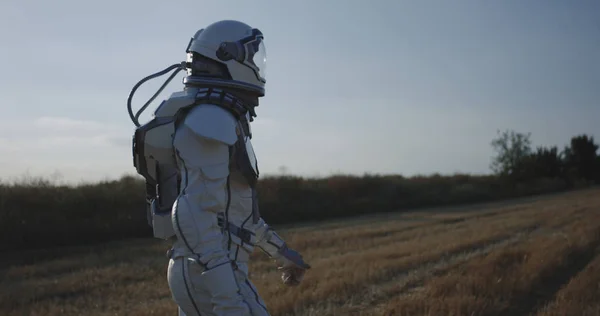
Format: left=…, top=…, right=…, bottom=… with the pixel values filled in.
left=133, top=67, right=184, bottom=124
left=127, top=62, right=185, bottom=127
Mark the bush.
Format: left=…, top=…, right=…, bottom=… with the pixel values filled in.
left=0, top=173, right=580, bottom=252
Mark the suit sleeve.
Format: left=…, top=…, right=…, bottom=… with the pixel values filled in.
left=253, top=217, right=288, bottom=259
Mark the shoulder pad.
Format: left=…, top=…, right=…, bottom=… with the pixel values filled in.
left=154, top=90, right=196, bottom=117
left=181, top=104, right=238, bottom=146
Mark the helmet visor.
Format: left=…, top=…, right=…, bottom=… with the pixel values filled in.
left=245, top=38, right=267, bottom=83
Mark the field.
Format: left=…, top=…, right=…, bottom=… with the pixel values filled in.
left=1, top=188, right=599, bottom=316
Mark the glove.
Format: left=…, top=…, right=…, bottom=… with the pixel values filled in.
left=275, top=245, right=311, bottom=286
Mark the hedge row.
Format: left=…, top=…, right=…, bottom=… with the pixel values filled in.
left=0, top=173, right=586, bottom=252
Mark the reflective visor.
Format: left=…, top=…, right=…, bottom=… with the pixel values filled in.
left=242, top=30, right=266, bottom=83
left=246, top=40, right=266, bottom=82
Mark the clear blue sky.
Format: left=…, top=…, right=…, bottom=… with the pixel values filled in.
left=1, top=0, right=599, bottom=183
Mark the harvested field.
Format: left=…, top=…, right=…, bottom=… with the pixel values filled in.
left=1, top=188, right=599, bottom=316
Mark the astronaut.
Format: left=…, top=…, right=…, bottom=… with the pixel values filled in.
left=129, top=20, right=310, bottom=316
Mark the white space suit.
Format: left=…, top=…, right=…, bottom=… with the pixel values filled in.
left=129, top=20, right=310, bottom=316
left=167, top=102, right=280, bottom=316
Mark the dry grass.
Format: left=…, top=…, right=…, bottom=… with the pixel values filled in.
left=379, top=190, right=600, bottom=316
left=1, top=188, right=599, bottom=316
left=535, top=248, right=600, bottom=316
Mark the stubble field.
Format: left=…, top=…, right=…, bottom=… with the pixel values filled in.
left=1, top=188, right=599, bottom=316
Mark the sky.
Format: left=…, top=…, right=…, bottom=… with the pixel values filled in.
left=0, top=0, right=599, bottom=184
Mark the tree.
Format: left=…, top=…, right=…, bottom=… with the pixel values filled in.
left=529, top=146, right=564, bottom=179
left=563, top=135, right=599, bottom=183
left=490, top=129, right=532, bottom=180
left=596, top=156, right=600, bottom=183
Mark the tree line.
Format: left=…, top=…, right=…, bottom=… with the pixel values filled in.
left=490, top=130, right=600, bottom=186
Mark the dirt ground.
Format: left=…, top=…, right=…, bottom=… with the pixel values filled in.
left=1, top=188, right=599, bottom=316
